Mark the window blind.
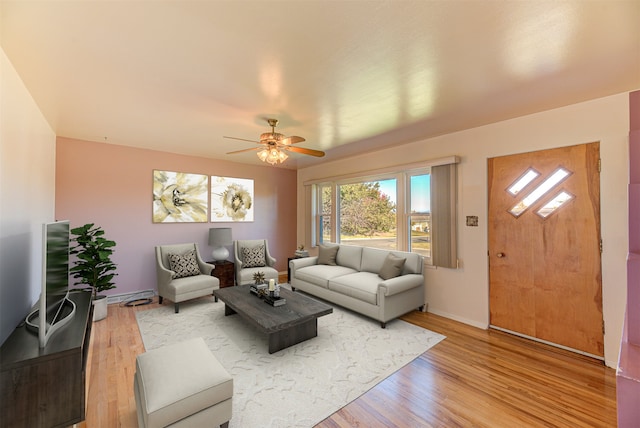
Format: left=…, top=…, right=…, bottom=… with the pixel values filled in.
left=431, top=163, right=457, bottom=268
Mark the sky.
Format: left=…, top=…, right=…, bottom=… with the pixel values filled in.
left=376, top=175, right=430, bottom=212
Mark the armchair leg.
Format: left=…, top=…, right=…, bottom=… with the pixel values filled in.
left=221, top=422, right=229, bottom=428
left=214, top=296, right=218, bottom=302
left=380, top=321, right=386, bottom=329
left=174, top=303, right=179, bottom=313
left=158, top=296, right=163, bottom=304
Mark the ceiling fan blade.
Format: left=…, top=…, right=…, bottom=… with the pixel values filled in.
left=223, top=136, right=261, bottom=144
left=286, top=146, right=325, bottom=157
left=280, top=136, right=305, bottom=145
left=226, top=147, right=261, bottom=155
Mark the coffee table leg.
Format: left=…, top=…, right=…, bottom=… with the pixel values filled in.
left=224, top=304, right=236, bottom=316
left=268, top=318, right=318, bottom=354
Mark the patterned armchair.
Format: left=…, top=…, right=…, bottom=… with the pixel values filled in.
left=155, top=243, right=220, bottom=313
left=233, top=239, right=278, bottom=286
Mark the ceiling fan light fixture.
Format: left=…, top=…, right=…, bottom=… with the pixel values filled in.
left=277, top=149, right=288, bottom=163
left=257, top=146, right=287, bottom=165
left=226, top=118, right=324, bottom=164
left=257, top=148, right=269, bottom=162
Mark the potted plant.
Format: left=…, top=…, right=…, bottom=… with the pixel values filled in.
left=70, top=223, right=117, bottom=321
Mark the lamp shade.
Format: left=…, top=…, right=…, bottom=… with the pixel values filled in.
left=208, top=228, right=232, bottom=261
left=208, top=228, right=232, bottom=246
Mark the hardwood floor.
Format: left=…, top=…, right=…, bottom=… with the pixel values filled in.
left=77, top=297, right=617, bottom=428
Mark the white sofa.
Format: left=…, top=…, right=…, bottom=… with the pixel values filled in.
left=289, top=244, right=425, bottom=328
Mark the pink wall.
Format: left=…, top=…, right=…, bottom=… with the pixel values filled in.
left=617, top=90, right=640, bottom=427
left=55, top=137, right=297, bottom=296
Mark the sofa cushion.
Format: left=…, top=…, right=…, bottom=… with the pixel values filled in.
left=242, top=245, right=266, bottom=268
left=361, top=247, right=423, bottom=275
left=360, top=247, right=390, bottom=274
left=328, top=272, right=380, bottom=305
left=318, top=244, right=339, bottom=265
left=400, top=252, right=424, bottom=275
left=379, top=253, right=406, bottom=280
left=168, top=250, right=201, bottom=278
left=237, top=266, right=278, bottom=286
left=335, top=245, right=362, bottom=271
left=296, top=265, right=357, bottom=288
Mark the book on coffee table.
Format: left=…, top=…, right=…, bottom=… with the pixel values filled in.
left=264, top=295, right=286, bottom=307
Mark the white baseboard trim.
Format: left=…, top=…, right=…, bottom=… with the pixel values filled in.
left=427, top=308, right=489, bottom=330
left=106, top=289, right=156, bottom=305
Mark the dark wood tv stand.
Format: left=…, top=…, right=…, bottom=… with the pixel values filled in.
left=0, top=291, right=93, bottom=428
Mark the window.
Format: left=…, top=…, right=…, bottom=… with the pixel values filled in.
left=408, top=173, right=431, bottom=258
left=338, top=179, right=397, bottom=250
left=308, top=157, right=458, bottom=267
left=318, top=184, right=332, bottom=244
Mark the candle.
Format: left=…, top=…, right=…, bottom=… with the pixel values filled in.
left=269, top=279, right=275, bottom=291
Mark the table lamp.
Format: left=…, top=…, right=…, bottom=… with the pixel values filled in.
left=208, top=228, right=232, bottom=262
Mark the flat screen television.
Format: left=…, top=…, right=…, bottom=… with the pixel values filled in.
left=25, top=220, right=76, bottom=348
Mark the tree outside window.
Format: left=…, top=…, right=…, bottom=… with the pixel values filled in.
left=338, top=180, right=397, bottom=250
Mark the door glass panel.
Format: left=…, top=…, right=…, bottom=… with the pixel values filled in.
left=536, top=190, right=574, bottom=218
left=509, top=167, right=571, bottom=217
left=507, top=168, right=540, bottom=196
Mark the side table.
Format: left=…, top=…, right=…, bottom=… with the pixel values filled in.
left=208, top=260, right=235, bottom=288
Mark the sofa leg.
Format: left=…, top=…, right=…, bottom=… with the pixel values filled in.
left=214, top=296, right=219, bottom=302
left=158, top=296, right=163, bottom=304
left=380, top=321, right=386, bottom=329
left=291, top=286, right=296, bottom=291
left=220, top=422, right=229, bottom=428
left=174, top=303, right=179, bottom=313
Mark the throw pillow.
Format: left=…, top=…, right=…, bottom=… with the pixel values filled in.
left=317, top=244, right=339, bottom=266
left=242, top=245, right=266, bottom=268
left=379, top=253, right=406, bottom=280
left=167, top=250, right=201, bottom=278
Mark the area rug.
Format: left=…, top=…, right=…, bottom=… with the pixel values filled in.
left=135, top=295, right=445, bottom=428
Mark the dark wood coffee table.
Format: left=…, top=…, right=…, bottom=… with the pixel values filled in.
left=213, top=285, right=333, bottom=353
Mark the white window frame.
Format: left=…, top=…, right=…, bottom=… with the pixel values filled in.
left=305, top=156, right=459, bottom=267
left=406, top=168, right=432, bottom=261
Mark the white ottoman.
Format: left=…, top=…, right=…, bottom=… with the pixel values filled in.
left=134, top=337, right=233, bottom=428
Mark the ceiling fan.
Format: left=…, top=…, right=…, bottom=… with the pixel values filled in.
left=225, top=119, right=325, bottom=165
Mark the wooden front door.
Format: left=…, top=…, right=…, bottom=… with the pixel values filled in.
left=488, top=142, right=603, bottom=358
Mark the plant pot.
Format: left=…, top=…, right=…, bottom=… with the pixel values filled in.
left=92, top=295, right=108, bottom=321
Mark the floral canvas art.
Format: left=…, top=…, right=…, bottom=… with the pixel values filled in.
left=153, top=170, right=208, bottom=223
left=211, top=176, right=254, bottom=222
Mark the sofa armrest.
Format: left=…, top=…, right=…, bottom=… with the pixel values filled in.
left=379, top=274, right=424, bottom=297
left=289, top=257, right=318, bottom=276
left=265, top=245, right=277, bottom=267
left=194, top=250, right=214, bottom=275
left=156, top=263, right=174, bottom=285
left=198, top=261, right=214, bottom=275
left=290, top=256, right=318, bottom=268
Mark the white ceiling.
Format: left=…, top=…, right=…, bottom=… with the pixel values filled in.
left=2, top=1, right=639, bottom=169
